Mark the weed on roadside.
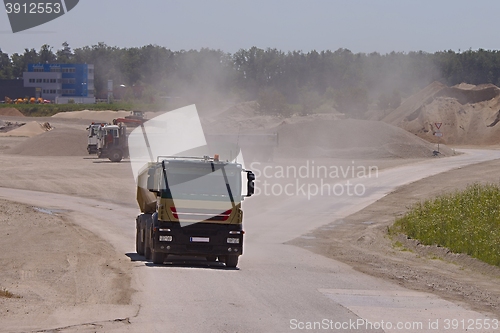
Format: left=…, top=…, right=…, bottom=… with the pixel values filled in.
left=389, top=183, right=500, bottom=266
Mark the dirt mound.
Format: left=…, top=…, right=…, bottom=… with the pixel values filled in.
left=435, top=84, right=500, bottom=105
left=0, top=121, right=49, bottom=137
left=384, top=82, right=500, bottom=145
left=205, top=102, right=447, bottom=159
left=383, top=81, right=447, bottom=124
left=52, top=110, right=131, bottom=123
left=7, top=127, right=88, bottom=156
left=0, top=107, right=24, bottom=117
left=276, top=118, right=452, bottom=158
left=205, top=102, right=344, bottom=135
left=205, top=101, right=284, bottom=133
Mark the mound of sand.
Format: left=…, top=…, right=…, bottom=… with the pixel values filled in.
left=52, top=110, right=132, bottom=123
left=205, top=101, right=285, bottom=133
left=204, top=102, right=447, bottom=159
left=0, top=107, right=24, bottom=117
left=275, top=118, right=452, bottom=158
left=383, top=81, right=447, bottom=124
left=0, top=121, right=48, bottom=137
left=7, top=127, right=88, bottom=156
left=384, top=82, right=500, bottom=145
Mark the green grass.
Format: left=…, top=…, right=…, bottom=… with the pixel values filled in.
left=389, top=183, right=500, bottom=266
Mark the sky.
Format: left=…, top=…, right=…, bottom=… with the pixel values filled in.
left=1, top=0, right=500, bottom=55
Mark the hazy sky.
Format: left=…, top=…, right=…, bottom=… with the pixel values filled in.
left=1, top=0, right=500, bottom=55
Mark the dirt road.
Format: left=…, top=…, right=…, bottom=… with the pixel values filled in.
left=1, top=149, right=500, bottom=332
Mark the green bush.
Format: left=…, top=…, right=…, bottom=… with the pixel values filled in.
left=390, top=183, right=500, bottom=266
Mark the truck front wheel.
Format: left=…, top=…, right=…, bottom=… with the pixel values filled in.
left=109, top=149, right=123, bottom=162
left=224, top=255, right=239, bottom=268
left=136, top=220, right=145, bottom=255
left=143, top=215, right=153, bottom=259
left=152, top=250, right=164, bottom=265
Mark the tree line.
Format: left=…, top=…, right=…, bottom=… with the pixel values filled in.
left=1, top=43, right=500, bottom=116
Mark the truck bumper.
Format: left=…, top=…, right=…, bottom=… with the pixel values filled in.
left=152, top=222, right=243, bottom=257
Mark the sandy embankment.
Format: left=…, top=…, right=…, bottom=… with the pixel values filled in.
left=51, top=109, right=132, bottom=123
left=0, top=200, right=134, bottom=332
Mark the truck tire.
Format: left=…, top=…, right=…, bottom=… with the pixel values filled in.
left=145, top=215, right=153, bottom=260
left=224, top=255, right=239, bottom=268
left=109, top=150, right=123, bottom=162
left=136, top=218, right=145, bottom=255
left=152, top=250, right=164, bottom=265
left=145, top=238, right=151, bottom=259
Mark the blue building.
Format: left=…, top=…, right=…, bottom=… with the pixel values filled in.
left=24, top=63, right=95, bottom=104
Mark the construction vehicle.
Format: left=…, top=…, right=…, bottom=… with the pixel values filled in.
left=94, top=123, right=129, bottom=162
left=86, top=122, right=108, bottom=154
left=135, top=155, right=255, bottom=267
left=113, top=110, right=147, bottom=126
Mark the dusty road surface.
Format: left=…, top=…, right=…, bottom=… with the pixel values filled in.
left=1, top=147, right=500, bottom=332
left=0, top=112, right=499, bottom=332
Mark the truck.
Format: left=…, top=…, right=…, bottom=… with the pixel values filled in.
left=86, top=122, right=129, bottom=162
left=112, top=110, right=147, bottom=126
left=86, top=122, right=108, bottom=154
left=95, top=123, right=129, bottom=162
left=135, top=155, right=255, bottom=267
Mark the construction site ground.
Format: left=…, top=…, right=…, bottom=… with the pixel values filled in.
left=0, top=103, right=500, bottom=329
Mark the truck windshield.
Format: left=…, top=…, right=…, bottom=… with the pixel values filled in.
left=162, top=164, right=242, bottom=203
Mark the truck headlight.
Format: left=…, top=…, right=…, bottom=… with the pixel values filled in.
left=227, top=237, right=239, bottom=244
left=160, top=235, right=173, bottom=242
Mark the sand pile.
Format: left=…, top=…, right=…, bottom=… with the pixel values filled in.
left=204, top=101, right=284, bottom=133
left=275, top=118, right=451, bottom=158
left=0, top=121, right=48, bottom=137
left=205, top=101, right=344, bottom=134
left=384, top=82, right=500, bottom=145
left=383, top=81, right=447, bottom=124
left=52, top=110, right=132, bottom=123
left=7, top=127, right=88, bottom=156
left=205, top=102, right=446, bottom=159
left=0, top=107, right=24, bottom=117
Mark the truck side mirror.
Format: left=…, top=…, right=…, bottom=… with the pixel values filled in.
left=246, top=171, right=255, bottom=197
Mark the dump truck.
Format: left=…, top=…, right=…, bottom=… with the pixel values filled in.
left=135, top=155, right=255, bottom=267
left=95, top=123, right=129, bottom=162
left=86, top=122, right=108, bottom=154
